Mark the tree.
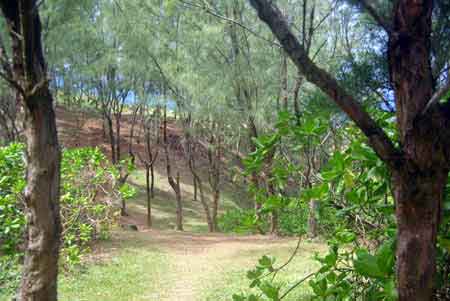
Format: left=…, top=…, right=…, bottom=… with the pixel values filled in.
left=248, top=0, right=450, bottom=299
left=163, top=104, right=183, bottom=231
left=137, top=104, right=160, bottom=228
left=0, top=84, right=20, bottom=144
left=0, top=1, right=61, bottom=300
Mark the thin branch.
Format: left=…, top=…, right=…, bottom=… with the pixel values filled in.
left=27, top=78, right=49, bottom=97
left=422, top=80, right=450, bottom=114
left=148, top=52, right=184, bottom=101
left=279, top=272, right=316, bottom=300
left=358, top=0, right=391, bottom=33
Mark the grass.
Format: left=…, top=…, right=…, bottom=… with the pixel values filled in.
left=1, top=166, right=327, bottom=301
left=203, top=242, right=326, bottom=301
left=0, top=241, right=171, bottom=301
left=59, top=247, right=170, bottom=301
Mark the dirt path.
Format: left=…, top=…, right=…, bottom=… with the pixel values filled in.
left=113, top=230, right=298, bottom=301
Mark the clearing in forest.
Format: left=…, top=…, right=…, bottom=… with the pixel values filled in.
left=58, top=168, right=326, bottom=301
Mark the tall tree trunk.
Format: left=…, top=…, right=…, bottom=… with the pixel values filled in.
left=106, top=114, right=116, bottom=164
left=1, top=1, right=61, bottom=300
left=145, top=165, right=152, bottom=227
left=175, top=172, right=183, bottom=231
left=193, top=176, right=198, bottom=202
left=292, top=73, right=303, bottom=125
left=207, top=133, right=221, bottom=232
left=188, top=153, right=214, bottom=232
left=212, top=188, right=220, bottom=232
left=388, top=2, right=445, bottom=299
left=393, top=168, right=447, bottom=300
left=20, top=91, right=61, bottom=301
left=150, top=163, right=155, bottom=198
left=270, top=212, right=279, bottom=235
left=163, top=106, right=183, bottom=231
left=115, top=113, right=121, bottom=162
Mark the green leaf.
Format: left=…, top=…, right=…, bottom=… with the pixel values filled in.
left=376, top=241, right=395, bottom=275
left=259, top=281, right=280, bottom=300
left=382, top=279, right=398, bottom=300
left=354, top=249, right=385, bottom=279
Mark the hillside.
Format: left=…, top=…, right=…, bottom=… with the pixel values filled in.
left=54, top=105, right=251, bottom=232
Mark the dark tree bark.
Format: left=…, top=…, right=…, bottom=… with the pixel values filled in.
left=387, top=2, right=449, bottom=298
left=207, top=132, right=221, bottom=232
left=249, top=0, right=450, bottom=299
left=185, top=131, right=214, bottom=232
left=137, top=109, right=159, bottom=228
left=163, top=106, right=183, bottom=231
left=189, top=152, right=214, bottom=232
left=193, top=175, right=198, bottom=202
left=0, top=1, right=61, bottom=300
left=105, top=112, right=116, bottom=164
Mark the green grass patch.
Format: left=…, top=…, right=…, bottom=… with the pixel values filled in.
left=58, top=247, right=170, bottom=301
left=203, top=242, right=325, bottom=301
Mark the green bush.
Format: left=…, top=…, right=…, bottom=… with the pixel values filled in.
left=60, top=147, right=121, bottom=266
left=0, top=255, right=21, bottom=296
left=278, top=206, right=308, bottom=236
left=218, top=208, right=268, bottom=234
left=0, top=143, right=26, bottom=255
left=0, top=144, right=124, bottom=292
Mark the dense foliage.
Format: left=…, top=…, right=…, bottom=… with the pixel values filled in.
left=232, top=111, right=450, bottom=300
left=0, top=145, right=125, bottom=294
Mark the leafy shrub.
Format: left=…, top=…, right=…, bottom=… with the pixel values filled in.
left=0, top=144, right=125, bottom=293
left=218, top=208, right=268, bottom=234
left=278, top=206, right=308, bottom=236
left=0, top=143, right=26, bottom=255
left=307, top=228, right=397, bottom=301
left=60, top=147, right=122, bottom=266
left=0, top=255, right=21, bottom=296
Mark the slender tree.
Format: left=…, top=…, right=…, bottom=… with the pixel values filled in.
left=0, top=1, right=61, bottom=300
left=163, top=105, right=183, bottom=231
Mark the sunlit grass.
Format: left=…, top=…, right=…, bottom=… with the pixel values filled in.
left=58, top=246, right=171, bottom=301
left=203, top=242, right=326, bottom=301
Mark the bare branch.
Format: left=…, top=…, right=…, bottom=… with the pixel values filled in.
left=422, top=80, right=450, bottom=114
left=27, top=77, right=50, bottom=97
left=248, top=0, right=400, bottom=165
left=358, top=0, right=391, bottom=33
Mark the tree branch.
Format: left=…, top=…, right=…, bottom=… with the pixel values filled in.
left=422, top=80, right=450, bottom=114
left=248, top=0, right=400, bottom=165
left=358, top=0, right=391, bottom=33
